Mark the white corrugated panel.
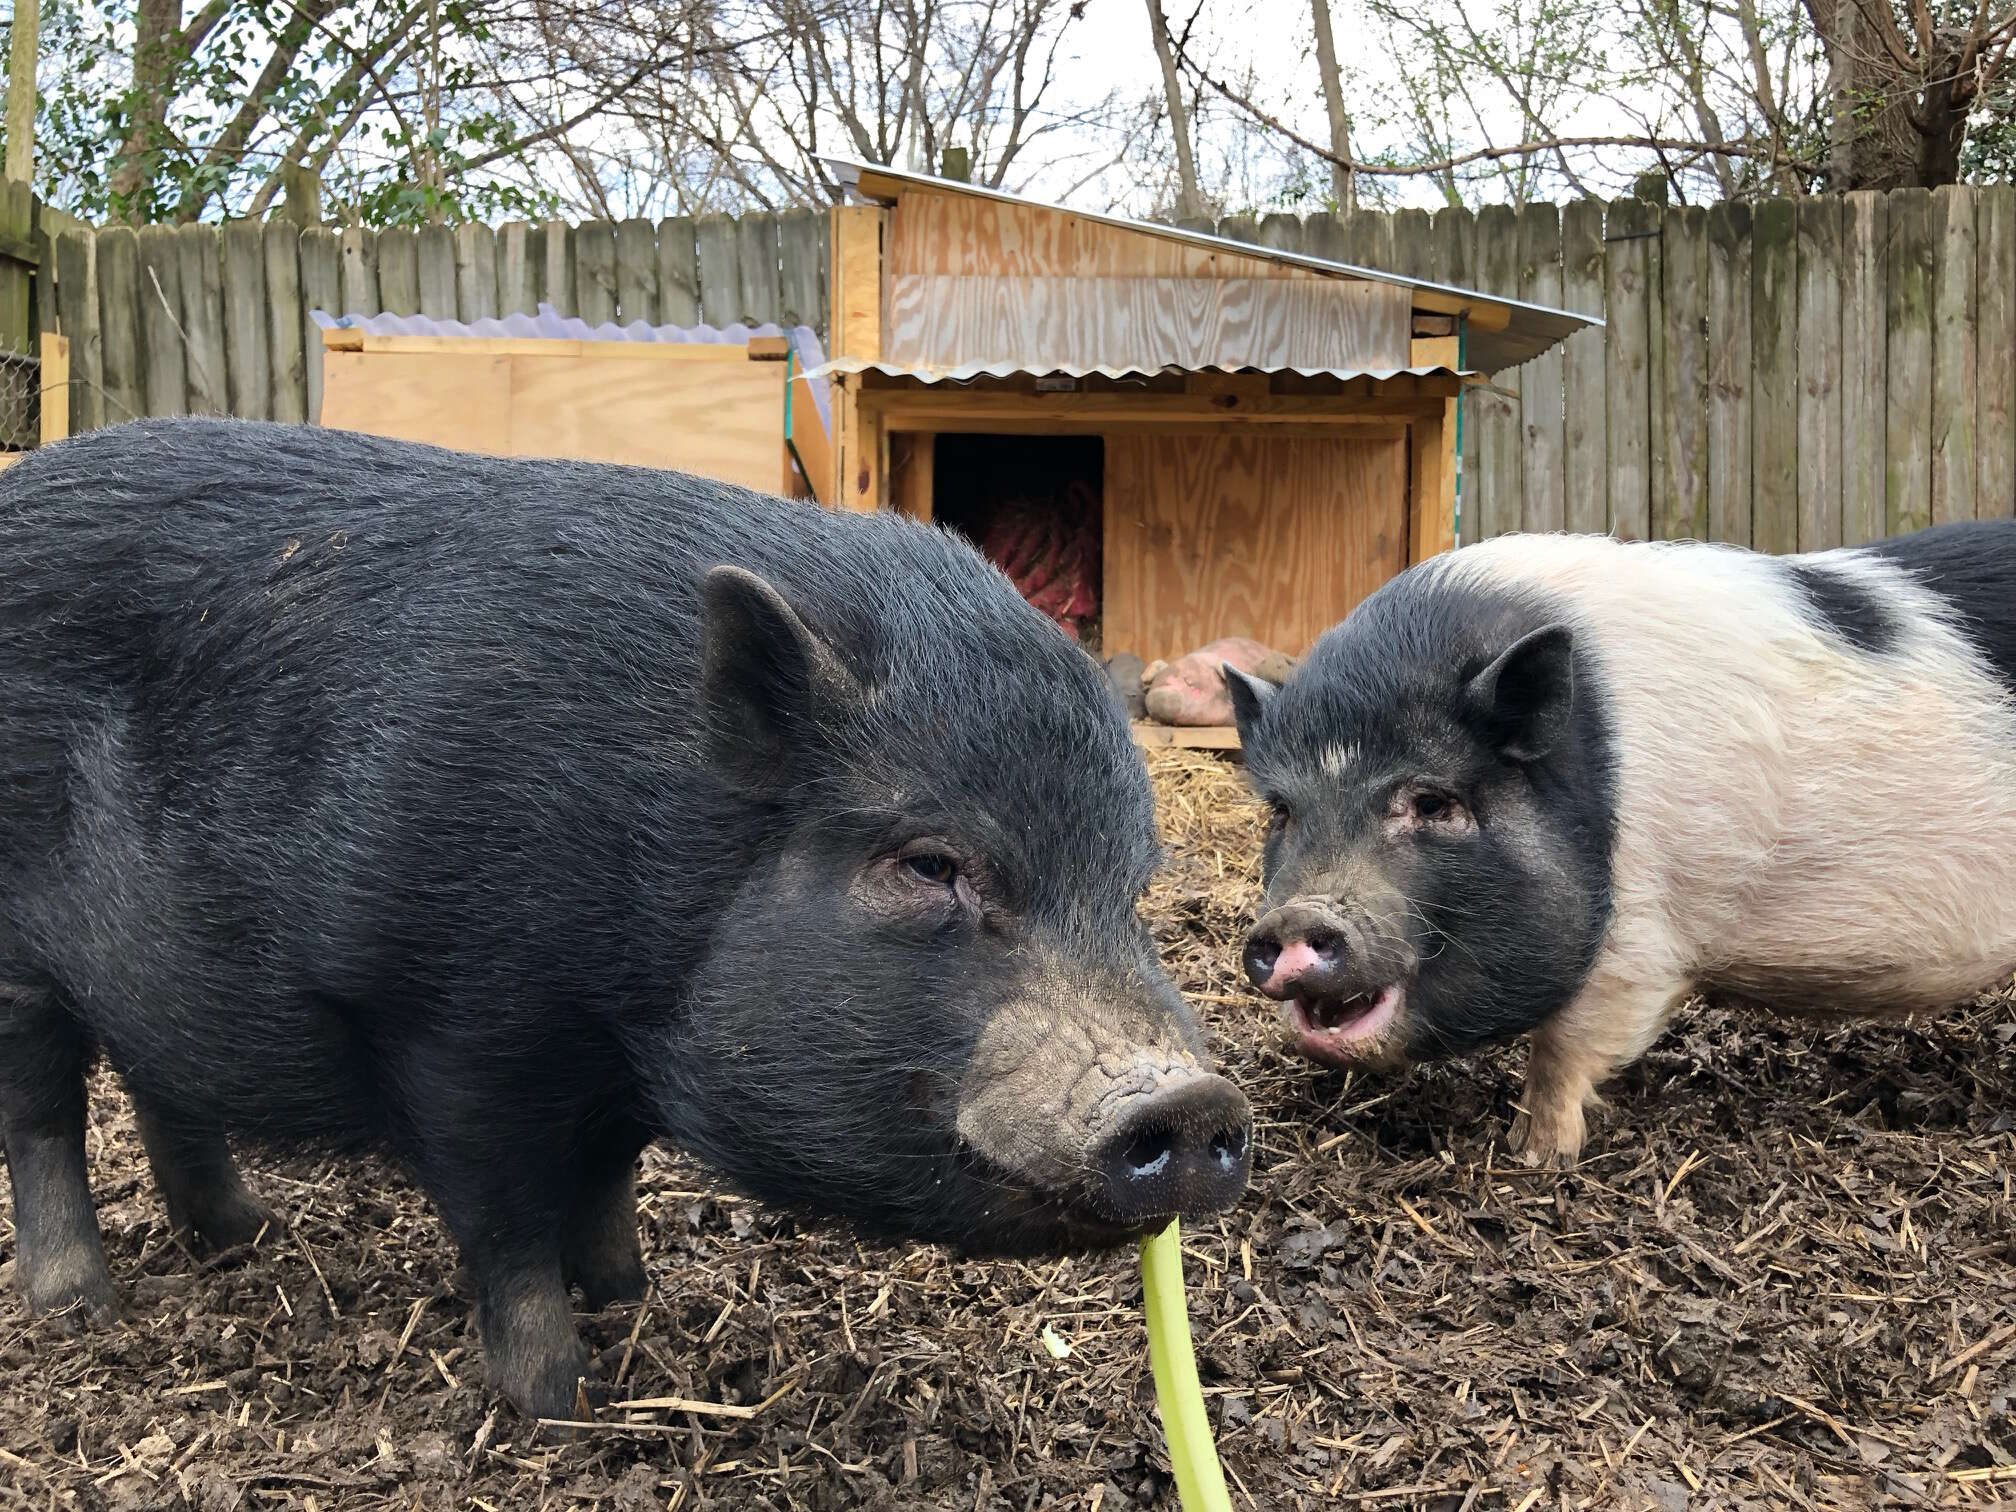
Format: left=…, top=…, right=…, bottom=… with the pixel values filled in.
left=795, top=356, right=1476, bottom=385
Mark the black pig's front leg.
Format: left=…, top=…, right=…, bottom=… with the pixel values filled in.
left=562, top=1143, right=650, bottom=1311
left=471, top=1241, right=592, bottom=1424
left=130, top=1094, right=280, bottom=1254
left=404, top=1098, right=592, bottom=1420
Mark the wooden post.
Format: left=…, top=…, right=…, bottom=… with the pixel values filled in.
left=4, top=0, right=37, bottom=186
left=828, top=203, right=885, bottom=511
left=890, top=432, right=934, bottom=520
left=37, top=328, right=65, bottom=443
left=1410, top=336, right=1459, bottom=562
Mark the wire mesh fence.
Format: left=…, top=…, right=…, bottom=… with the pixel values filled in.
left=0, top=347, right=41, bottom=455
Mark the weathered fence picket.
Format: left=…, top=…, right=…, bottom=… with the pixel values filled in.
left=1558, top=198, right=1608, bottom=536
left=1604, top=197, right=1654, bottom=541
left=1841, top=193, right=1888, bottom=545
left=1474, top=203, right=1523, bottom=542
left=176, top=224, right=228, bottom=417
left=1931, top=185, right=1978, bottom=524
left=1980, top=185, right=2016, bottom=521
left=135, top=225, right=187, bottom=419
left=1656, top=206, right=1708, bottom=542
left=1886, top=189, right=1936, bottom=537
left=1750, top=198, right=1798, bottom=555
left=1794, top=196, right=1842, bottom=551
left=1517, top=202, right=1567, bottom=534
left=615, top=219, right=656, bottom=326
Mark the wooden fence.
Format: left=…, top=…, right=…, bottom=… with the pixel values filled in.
left=40, top=186, right=2016, bottom=549
left=48, top=210, right=830, bottom=441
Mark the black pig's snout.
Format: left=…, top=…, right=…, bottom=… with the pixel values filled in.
left=1089, top=1074, right=1251, bottom=1225
left=1244, top=900, right=1353, bottom=1000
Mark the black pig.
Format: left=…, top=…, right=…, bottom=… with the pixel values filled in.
left=0, top=419, right=1250, bottom=1420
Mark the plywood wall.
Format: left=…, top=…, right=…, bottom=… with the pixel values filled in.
left=1103, top=432, right=1410, bottom=664
left=320, top=346, right=792, bottom=494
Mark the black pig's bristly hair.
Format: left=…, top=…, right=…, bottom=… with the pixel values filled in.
left=0, top=417, right=1178, bottom=1266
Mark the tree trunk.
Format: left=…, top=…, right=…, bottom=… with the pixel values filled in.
left=1915, top=47, right=1975, bottom=188
left=1144, top=0, right=1204, bottom=218
left=5, top=0, right=39, bottom=184
left=1307, top=0, right=1355, bottom=211
left=1812, top=0, right=1940, bottom=189
left=108, top=0, right=185, bottom=217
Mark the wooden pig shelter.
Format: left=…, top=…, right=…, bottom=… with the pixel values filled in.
left=808, top=159, right=1597, bottom=700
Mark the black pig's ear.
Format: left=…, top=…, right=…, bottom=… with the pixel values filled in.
left=1464, top=624, right=1575, bottom=762
left=1223, top=664, right=1275, bottom=743
left=700, top=565, right=857, bottom=793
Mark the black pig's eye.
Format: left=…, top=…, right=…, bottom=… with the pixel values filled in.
left=1408, top=789, right=1471, bottom=829
left=903, top=852, right=959, bottom=887
left=1267, top=802, right=1290, bottom=833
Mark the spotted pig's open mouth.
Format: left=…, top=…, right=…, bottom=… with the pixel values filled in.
left=1286, top=984, right=1404, bottom=1063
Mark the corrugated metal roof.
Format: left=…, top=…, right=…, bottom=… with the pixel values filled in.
left=824, top=158, right=1599, bottom=371
left=797, top=355, right=1475, bottom=385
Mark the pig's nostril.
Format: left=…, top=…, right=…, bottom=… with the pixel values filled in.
left=1241, top=934, right=1281, bottom=987
left=1303, top=928, right=1342, bottom=962
left=1207, top=1124, right=1246, bottom=1173
left=1122, top=1128, right=1174, bottom=1178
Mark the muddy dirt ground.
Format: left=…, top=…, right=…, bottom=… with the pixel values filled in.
left=4, top=750, right=2015, bottom=1511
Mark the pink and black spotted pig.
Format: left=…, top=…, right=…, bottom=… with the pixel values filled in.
left=1225, top=522, right=2016, bottom=1164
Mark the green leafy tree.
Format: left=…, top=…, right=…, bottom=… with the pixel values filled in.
left=6, top=0, right=708, bottom=224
